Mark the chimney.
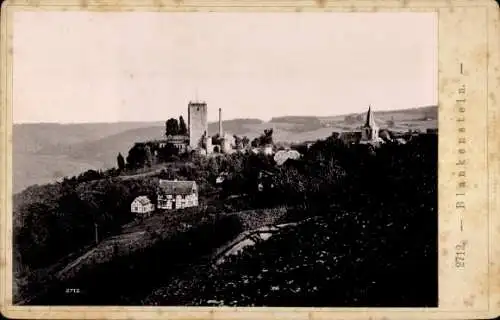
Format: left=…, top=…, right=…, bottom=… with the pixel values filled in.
left=218, top=108, right=223, bottom=137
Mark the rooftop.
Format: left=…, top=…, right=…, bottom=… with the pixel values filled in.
left=189, top=101, right=207, bottom=105
left=133, top=196, right=152, bottom=206
left=158, top=180, right=197, bottom=195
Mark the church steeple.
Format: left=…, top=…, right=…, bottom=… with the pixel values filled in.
left=361, top=105, right=379, bottom=143
left=364, top=105, right=377, bottom=128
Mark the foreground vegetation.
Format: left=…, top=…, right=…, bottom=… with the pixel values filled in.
left=140, top=133, right=437, bottom=307
left=13, top=130, right=437, bottom=306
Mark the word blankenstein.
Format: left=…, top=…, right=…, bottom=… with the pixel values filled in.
left=455, top=64, right=466, bottom=212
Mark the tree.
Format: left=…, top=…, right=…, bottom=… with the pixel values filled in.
left=233, top=135, right=243, bottom=150
left=126, top=144, right=147, bottom=169
left=263, top=129, right=274, bottom=145
left=79, top=188, right=107, bottom=245
left=251, top=137, right=259, bottom=148
left=117, top=153, right=125, bottom=171
left=212, top=133, right=222, bottom=146
left=158, top=143, right=179, bottom=162
left=17, top=202, right=58, bottom=267
left=166, top=118, right=180, bottom=136
left=159, top=168, right=176, bottom=180
left=242, top=136, right=250, bottom=148
left=179, top=116, right=188, bottom=135
left=77, top=169, right=103, bottom=183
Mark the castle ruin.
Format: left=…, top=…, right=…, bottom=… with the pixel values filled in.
left=187, top=100, right=232, bottom=155
left=188, top=101, right=208, bottom=150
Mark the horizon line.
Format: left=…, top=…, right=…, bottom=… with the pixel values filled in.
left=13, top=105, right=437, bottom=125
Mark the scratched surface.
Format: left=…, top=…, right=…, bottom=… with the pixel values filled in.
left=0, top=0, right=499, bottom=319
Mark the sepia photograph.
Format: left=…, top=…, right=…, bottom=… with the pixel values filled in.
left=10, top=8, right=439, bottom=308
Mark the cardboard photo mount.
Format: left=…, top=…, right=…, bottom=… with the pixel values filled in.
left=1, top=0, right=499, bottom=319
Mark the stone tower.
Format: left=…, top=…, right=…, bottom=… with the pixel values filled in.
left=188, top=101, right=208, bottom=149
left=361, top=105, right=379, bottom=142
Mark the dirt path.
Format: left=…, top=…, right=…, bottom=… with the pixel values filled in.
left=117, top=168, right=164, bottom=180
left=211, top=216, right=320, bottom=266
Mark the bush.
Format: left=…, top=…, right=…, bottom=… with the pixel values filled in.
left=141, top=133, right=438, bottom=307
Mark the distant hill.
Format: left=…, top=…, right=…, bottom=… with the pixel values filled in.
left=36, top=126, right=166, bottom=167
left=13, top=106, right=436, bottom=193
left=319, top=105, right=437, bottom=123
left=13, top=122, right=165, bottom=155
left=13, top=122, right=165, bottom=193
left=207, top=118, right=264, bottom=136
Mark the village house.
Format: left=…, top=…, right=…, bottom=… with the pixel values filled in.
left=157, top=179, right=199, bottom=210
left=250, top=144, right=274, bottom=155
left=263, top=144, right=274, bottom=155
left=131, top=196, right=155, bottom=217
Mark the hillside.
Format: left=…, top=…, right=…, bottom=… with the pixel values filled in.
left=14, top=122, right=164, bottom=155
left=13, top=131, right=437, bottom=306
left=13, top=106, right=436, bottom=193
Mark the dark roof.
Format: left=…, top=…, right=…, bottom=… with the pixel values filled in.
left=158, top=180, right=197, bottom=195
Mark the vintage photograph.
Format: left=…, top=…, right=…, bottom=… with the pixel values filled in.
left=11, top=11, right=438, bottom=307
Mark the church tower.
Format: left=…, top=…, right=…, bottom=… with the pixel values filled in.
left=361, top=105, right=379, bottom=142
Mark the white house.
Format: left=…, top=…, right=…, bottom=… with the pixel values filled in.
left=263, top=145, right=274, bottom=155
left=131, top=196, right=155, bottom=217
left=157, top=180, right=199, bottom=210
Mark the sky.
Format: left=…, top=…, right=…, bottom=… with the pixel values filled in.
left=12, top=11, right=437, bottom=124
